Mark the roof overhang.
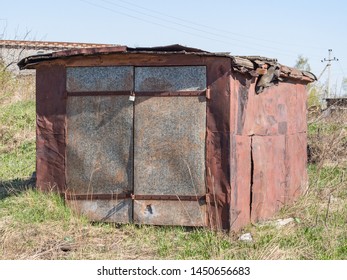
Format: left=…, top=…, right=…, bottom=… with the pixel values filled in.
left=17, top=44, right=316, bottom=83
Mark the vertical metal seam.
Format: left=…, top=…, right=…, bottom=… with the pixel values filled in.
left=131, top=66, right=135, bottom=222
left=204, top=66, right=208, bottom=227
left=249, top=136, right=254, bottom=222
left=64, top=68, right=68, bottom=193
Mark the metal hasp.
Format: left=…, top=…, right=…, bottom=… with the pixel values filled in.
left=18, top=44, right=316, bottom=231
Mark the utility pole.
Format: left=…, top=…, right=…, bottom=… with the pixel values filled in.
left=321, top=49, right=339, bottom=98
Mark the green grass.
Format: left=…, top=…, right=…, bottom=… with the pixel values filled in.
left=0, top=140, right=35, bottom=179
left=0, top=99, right=35, bottom=145
left=0, top=189, right=73, bottom=224
left=0, top=96, right=35, bottom=180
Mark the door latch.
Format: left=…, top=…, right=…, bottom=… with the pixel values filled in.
left=129, top=91, right=135, bottom=102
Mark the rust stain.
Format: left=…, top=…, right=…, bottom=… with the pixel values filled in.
left=114, top=169, right=125, bottom=183
left=140, top=77, right=173, bottom=91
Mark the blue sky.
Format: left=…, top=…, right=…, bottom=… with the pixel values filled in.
left=2, top=0, right=346, bottom=94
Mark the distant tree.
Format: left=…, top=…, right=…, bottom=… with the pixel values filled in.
left=341, top=77, right=347, bottom=97
left=294, top=55, right=321, bottom=107
left=294, top=55, right=311, bottom=72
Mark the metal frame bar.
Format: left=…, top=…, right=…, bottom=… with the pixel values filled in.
left=65, top=193, right=206, bottom=202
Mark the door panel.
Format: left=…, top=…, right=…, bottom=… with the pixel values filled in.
left=66, top=95, right=133, bottom=222
left=133, top=96, right=207, bottom=226
left=67, top=66, right=133, bottom=92
left=135, top=66, right=206, bottom=91
left=133, top=200, right=206, bottom=226
left=67, top=199, right=132, bottom=223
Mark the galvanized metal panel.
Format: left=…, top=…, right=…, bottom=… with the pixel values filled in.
left=67, top=199, right=131, bottom=223
left=251, top=135, right=286, bottom=223
left=66, top=95, right=133, bottom=222
left=134, top=200, right=206, bottom=226
left=134, top=96, right=206, bottom=226
left=66, top=66, right=133, bottom=92
left=135, top=66, right=206, bottom=91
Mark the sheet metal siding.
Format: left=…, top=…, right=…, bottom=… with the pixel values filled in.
left=240, top=81, right=307, bottom=136
left=36, top=64, right=66, bottom=192
left=229, top=135, right=251, bottom=231
left=135, top=66, right=206, bottom=91
left=205, top=58, right=232, bottom=230
left=231, top=77, right=308, bottom=227
left=66, top=96, right=134, bottom=195
left=251, top=135, right=286, bottom=222
left=66, top=66, right=133, bottom=92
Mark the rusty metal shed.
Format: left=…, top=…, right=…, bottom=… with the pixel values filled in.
left=18, top=45, right=316, bottom=231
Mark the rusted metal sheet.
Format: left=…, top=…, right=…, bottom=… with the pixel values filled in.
left=284, top=133, right=307, bottom=204
left=66, top=95, right=133, bottom=222
left=205, top=58, right=233, bottom=230
left=135, top=66, right=206, bottom=91
left=133, top=200, right=206, bottom=226
left=36, top=133, right=65, bottom=191
left=66, top=66, right=133, bottom=92
left=67, top=199, right=132, bottom=223
left=230, top=135, right=251, bottom=231
left=240, top=82, right=307, bottom=136
left=134, top=96, right=206, bottom=226
left=287, top=83, right=307, bottom=134
left=36, top=64, right=66, bottom=192
left=251, top=135, right=286, bottom=223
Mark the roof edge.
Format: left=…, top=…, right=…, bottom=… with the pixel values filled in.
left=17, top=44, right=316, bottom=83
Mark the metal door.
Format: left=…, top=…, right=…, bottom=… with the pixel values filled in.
left=65, top=65, right=207, bottom=226
left=66, top=66, right=134, bottom=222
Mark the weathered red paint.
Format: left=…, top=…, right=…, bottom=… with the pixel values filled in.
left=36, top=64, right=66, bottom=192
left=230, top=135, right=251, bottom=231
left=205, top=57, right=233, bottom=230
left=251, top=135, right=286, bottom=222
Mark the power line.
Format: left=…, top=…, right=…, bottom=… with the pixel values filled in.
left=114, top=0, right=326, bottom=51
left=79, top=0, right=311, bottom=59
left=79, top=0, right=235, bottom=46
